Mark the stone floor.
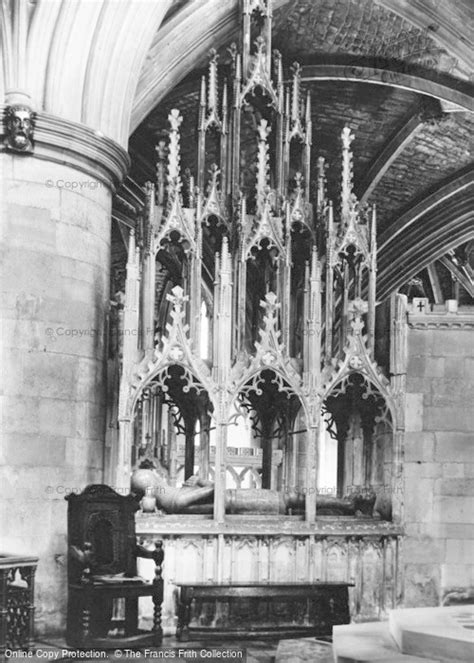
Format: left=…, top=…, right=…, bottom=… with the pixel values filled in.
left=333, top=607, right=474, bottom=663
left=275, top=637, right=334, bottom=662
left=32, top=635, right=332, bottom=663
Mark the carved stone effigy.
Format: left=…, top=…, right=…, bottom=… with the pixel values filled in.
left=131, top=463, right=378, bottom=517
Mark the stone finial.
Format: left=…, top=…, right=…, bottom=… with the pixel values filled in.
left=166, top=285, right=189, bottom=313
left=341, top=125, right=356, bottom=223
left=167, top=109, right=183, bottom=201
left=348, top=297, right=368, bottom=315
left=291, top=62, right=301, bottom=123
left=4, top=105, right=35, bottom=153
left=220, top=236, right=231, bottom=275
left=274, top=50, right=283, bottom=98
left=207, top=49, right=219, bottom=112
left=348, top=298, right=368, bottom=328
left=317, top=156, right=328, bottom=213
left=208, top=164, right=220, bottom=193
left=254, top=291, right=284, bottom=364
left=155, top=139, right=167, bottom=205
left=294, top=171, right=303, bottom=193
left=256, top=119, right=271, bottom=210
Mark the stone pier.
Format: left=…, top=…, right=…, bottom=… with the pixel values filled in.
left=0, top=113, right=128, bottom=634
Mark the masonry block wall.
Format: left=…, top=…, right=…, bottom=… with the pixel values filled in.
left=403, top=314, right=474, bottom=606
left=0, top=152, right=112, bottom=635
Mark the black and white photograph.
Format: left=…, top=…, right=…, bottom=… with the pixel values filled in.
left=1, top=0, right=473, bottom=661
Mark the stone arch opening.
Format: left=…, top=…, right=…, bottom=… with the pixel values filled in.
left=322, top=371, right=394, bottom=519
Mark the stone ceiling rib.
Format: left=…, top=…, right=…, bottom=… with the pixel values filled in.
left=0, top=0, right=32, bottom=101
left=379, top=169, right=474, bottom=251
left=26, top=0, right=62, bottom=110
left=43, top=1, right=99, bottom=122
left=358, top=111, right=424, bottom=204
left=88, top=1, right=173, bottom=146
left=301, top=65, right=473, bottom=112
left=378, top=197, right=474, bottom=297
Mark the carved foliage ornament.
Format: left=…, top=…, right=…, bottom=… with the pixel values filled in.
left=4, top=105, right=35, bottom=153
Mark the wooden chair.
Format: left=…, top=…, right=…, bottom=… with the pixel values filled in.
left=65, top=485, right=163, bottom=649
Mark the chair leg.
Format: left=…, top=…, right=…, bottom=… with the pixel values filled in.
left=176, top=590, right=191, bottom=642
left=125, top=598, right=138, bottom=637
left=152, top=590, right=163, bottom=645
left=93, top=597, right=113, bottom=638
left=82, top=605, right=91, bottom=644
left=152, top=567, right=163, bottom=646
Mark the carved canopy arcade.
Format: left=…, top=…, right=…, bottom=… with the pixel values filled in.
left=112, top=0, right=408, bottom=525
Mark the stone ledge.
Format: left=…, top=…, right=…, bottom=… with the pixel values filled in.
left=408, top=309, right=474, bottom=330
left=333, top=621, right=439, bottom=663
left=389, top=606, right=474, bottom=661
left=136, top=513, right=403, bottom=537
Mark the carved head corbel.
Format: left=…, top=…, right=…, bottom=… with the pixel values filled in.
left=4, top=105, right=36, bottom=153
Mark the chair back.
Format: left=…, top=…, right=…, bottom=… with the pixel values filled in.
left=66, top=485, right=139, bottom=581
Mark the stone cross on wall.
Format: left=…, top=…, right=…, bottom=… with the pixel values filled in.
left=412, top=297, right=428, bottom=314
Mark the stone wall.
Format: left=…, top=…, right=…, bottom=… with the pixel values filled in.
left=402, top=309, right=474, bottom=606
left=0, top=152, right=113, bottom=635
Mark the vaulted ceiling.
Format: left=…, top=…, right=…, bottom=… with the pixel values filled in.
left=122, top=0, right=473, bottom=301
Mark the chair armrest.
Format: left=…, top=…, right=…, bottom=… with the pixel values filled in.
left=68, top=542, right=95, bottom=583
left=69, top=542, right=94, bottom=566
left=136, top=540, right=164, bottom=568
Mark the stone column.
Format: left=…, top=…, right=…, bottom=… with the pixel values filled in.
left=0, top=110, right=129, bottom=635
left=199, top=411, right=211, bottom=480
